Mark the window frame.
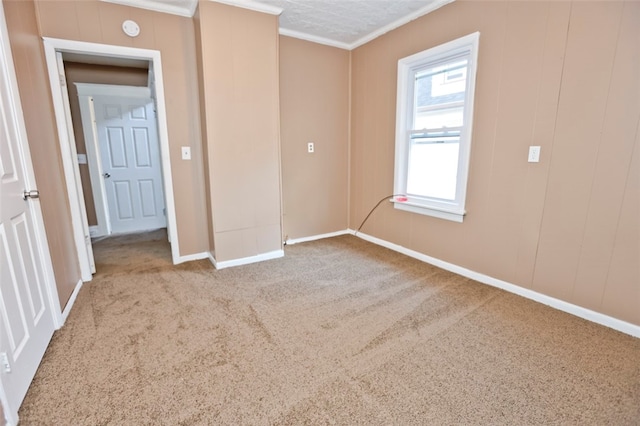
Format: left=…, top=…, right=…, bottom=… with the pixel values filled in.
left=393, top=32, right=480, bottom=223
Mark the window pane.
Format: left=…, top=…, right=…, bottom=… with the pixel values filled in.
left=413, top=59, right=467, bottom=130
left=406, top=140, right=459, bottom=201
left=414, top=106, right=463, bottom=130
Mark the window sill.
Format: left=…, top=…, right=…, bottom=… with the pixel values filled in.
left=391, top=199, right=465, bottom=223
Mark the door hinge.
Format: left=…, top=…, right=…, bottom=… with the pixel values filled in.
left=59, top=74, right=66, bottom=87
left=1, top=352, right=11, bottom=373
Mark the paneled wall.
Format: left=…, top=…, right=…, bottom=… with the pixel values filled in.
left=349, top=1, right=639, bottom=324
left=196, top=1, right=282, bottom=262
left=279, top=36, right=350, bottom=241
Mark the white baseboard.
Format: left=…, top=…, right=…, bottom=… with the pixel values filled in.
left=211, top=249, right=284, bottom=270
left=175, top=251, right=210, bottom=264
left=59, top=279, right=84, bottom=327
left=349, top=229, right=640, bottom=339
left=285, top=229, right=351, bottom=245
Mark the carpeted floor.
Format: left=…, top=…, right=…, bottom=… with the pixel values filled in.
left=18, top=230, right=640, bottom=425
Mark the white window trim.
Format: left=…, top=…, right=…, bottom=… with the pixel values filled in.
left=393, top=32, right=480, bottom=223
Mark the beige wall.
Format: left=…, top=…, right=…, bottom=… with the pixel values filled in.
left=64, top=62, right=149, bottom=226
left=196, top=1, right=282, bottom=262
left=193, top=7, right=214, bottom=254
left=279, top=36, right=350, bottom=240
left=33, top=0, right=209, bottom=257
left=5, top=0, right=81, bottom=308
left=350, top=1, right=639, bottom=325
left=5, top=0, right=637, bottom=328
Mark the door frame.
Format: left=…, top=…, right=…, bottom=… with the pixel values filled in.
left=0, top=3, right=60, bottom=424
left=41, top=38, right=181, bottom=271
left=75, top=83, right=155, bottom=238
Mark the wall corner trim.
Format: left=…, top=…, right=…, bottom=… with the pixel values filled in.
left=102, top=0, right=195, bottom=17
left=286, top=230, right=351, bottom=245
left=175, top=252, right=210, bottom=264
left=211, top=250, right=284, bottom=270
left=348, top=229, right=640, bottom=339
left=279, top=28, right=351, bottom=50
left=209, top=0, right=283, bottom=16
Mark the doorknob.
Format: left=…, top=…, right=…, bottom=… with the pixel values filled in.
left=23, top=189, right=39, bottom=200
left=103, top=173, right=111, bottom=178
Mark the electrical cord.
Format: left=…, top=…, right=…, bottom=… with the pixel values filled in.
left=355, top=194, right=406, bottom=236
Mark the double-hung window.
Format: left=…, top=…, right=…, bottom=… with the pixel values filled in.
left=393, top=32, right=479, bottom=222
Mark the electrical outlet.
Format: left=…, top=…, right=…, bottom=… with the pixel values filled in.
left=181, top=146, right=191, bottom=160
left=307, top=142, right=314, bottom=153
left=528, top=146, right=541, bottom=163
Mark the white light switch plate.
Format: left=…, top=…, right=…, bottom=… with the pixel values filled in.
left=181, top=146, right=191, bottom=160
left=77, top=153, right=87, bottom=164
left=528, top=146, right=541, bottom=163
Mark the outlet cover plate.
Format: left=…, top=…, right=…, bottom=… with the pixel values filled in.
left=181, top=146, right=191, bottom=160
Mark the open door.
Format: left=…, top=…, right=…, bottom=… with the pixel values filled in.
left=76, top=83, right=167, bottom=236
left=0, top=2, right=59, bottom=423
left=54, top=51, right=95, bottom=277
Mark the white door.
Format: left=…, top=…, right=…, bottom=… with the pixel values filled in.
left=0, top=2, right=57, bottom=424
left=93, top=96, right=166, bottom=234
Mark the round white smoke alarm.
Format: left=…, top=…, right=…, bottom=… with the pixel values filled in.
left=122, top=20, right=140, bottom=37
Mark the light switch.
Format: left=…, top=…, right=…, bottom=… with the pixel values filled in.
left=308, top=142, right=314, bottom=153
left=181, top=146, right=191, bottom=160
left=528, top=146, right=541, bottom=163
left=77, top=153, right=87, bottom=164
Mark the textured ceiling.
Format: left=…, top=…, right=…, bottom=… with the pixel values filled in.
left=103, top=0, right=453, bottom=49
left=250, top=0, right=451, bottom=48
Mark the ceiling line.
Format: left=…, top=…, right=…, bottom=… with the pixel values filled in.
left=101, top=0, right=455, bottom=51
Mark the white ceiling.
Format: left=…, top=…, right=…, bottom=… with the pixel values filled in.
left=103, top=0, right=453, bottom=50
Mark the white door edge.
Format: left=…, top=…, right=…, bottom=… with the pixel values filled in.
left=41, top=37, right=181, bottom=267
left=55, top=51, right=95, bottom=276
left=77, top=95, right=110, bottom=237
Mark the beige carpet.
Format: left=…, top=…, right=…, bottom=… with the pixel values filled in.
left=18, top=230, right=640, bottom=425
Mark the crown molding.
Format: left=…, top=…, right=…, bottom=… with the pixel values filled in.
left=279, top=28, right=351, bottom=50
left=209, top=0, right=283, bottom=15
left=349, top=0, right=455, bottom=49
left=101, top=0, right=453, bottom=50
left=278, top=0, right=454, bottom=50
left=101, top=0, right=196, bottom=17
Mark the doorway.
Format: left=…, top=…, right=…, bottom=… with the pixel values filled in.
left=42, top=38, right=181, bottom=281
left=75, top=83, right=167, bottom=237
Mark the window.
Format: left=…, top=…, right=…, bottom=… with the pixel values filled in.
left=393, top=32, right=479, bottom=222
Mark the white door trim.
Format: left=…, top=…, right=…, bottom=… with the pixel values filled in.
left=41, top=37, right=181, bottom=267
left=75, top=83, right=153, bottom=238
